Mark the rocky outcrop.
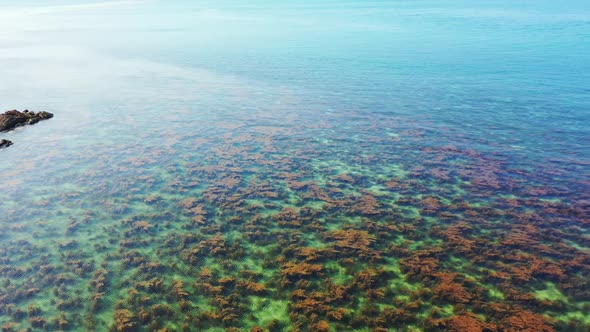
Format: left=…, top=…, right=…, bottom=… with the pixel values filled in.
left=0, top=139, right=12, bottom=149
left=0, top=110, right=53, bottom=149
left=0, top=109, right=54, bottom=132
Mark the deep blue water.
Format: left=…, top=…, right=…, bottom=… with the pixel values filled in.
left=2, top=0, right=588, bottom=163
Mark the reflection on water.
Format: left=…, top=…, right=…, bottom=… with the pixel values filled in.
left=0, top=1, right=589, bottom=331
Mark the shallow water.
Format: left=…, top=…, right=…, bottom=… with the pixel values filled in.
left=0, top=1, right=589, bottom=331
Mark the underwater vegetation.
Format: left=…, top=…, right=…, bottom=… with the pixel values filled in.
left=0, top=107, right=588, bottom=332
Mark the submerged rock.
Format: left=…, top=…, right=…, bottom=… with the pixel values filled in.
left=0, top=109, right=54, bottom=132
left=0, top=139, right=12, bottom=148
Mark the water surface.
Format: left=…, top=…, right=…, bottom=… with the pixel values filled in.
left=0, top=1, right=589, bottom=331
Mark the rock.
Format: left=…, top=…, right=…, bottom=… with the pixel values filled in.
left=0, top=109, right=54, bottom=132
left=0, top=139, right=12, bottom=149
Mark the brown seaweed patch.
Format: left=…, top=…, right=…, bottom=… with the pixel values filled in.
left=431, top=273, right=472, bottom=304
left=279, top=260, right=323, bottom=286
left=324, top=228, right=381, bottom=260
left=500, top=310, right=555, bottom=332
left=429, top=312, right=489, bottom=332
left=421, top=196, right=442, bottom=213
left=349, top=194, right=382, bottom=216
left=113, top=309, right=136, bottom=332
left=237, top=281, right=267, bottom=295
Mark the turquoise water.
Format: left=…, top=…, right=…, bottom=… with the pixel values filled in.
left=0, top=1, right=589, bottom=331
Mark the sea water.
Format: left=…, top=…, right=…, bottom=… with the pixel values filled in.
left=0, top=1, right=589, bottom=331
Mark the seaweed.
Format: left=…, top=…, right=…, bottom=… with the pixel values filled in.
left=0, top=103, right=588, bottom=331
left=113, top=309, right=136, bottom=332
